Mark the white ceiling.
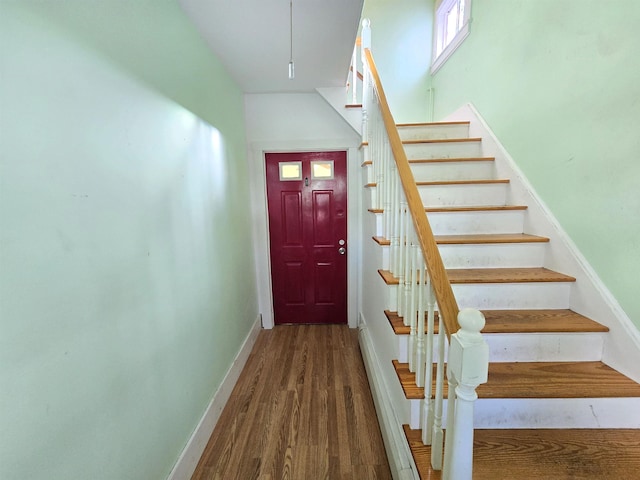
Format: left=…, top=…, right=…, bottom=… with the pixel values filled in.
left=178, top=0, right=364, bottom=93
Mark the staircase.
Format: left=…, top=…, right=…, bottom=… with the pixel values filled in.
left=360, top=118, right=640, bottom=479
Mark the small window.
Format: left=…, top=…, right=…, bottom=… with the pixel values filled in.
left=431, top=0, right=471, bottom=74
left=279, top=161, right=302, bottom=181
left=311, top=161, right=334, bottom=180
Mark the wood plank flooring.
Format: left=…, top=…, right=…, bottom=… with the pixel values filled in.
left=191, top=325, right=391, bottom=480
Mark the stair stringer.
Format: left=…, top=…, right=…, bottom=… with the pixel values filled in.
left=316, top=87, right=362, bottom=135
left=443, top=103, right=640, bottom=382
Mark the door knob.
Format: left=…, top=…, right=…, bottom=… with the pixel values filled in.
left=338, top=247, right=346, bottom=255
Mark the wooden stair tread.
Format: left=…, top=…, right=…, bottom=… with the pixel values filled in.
left=435, top=233, right=549, bottom=244
left=425, top=205, right=527, bottom=212
left=368, top=206, right=529, bottom=214
left=409, top=157, right=495, bottom=164
left=404, top=425, right=640, bottom=480
left=447, top=267, right=576, bottom=283
left=402, top=137, right=481, bottom=145
left=397, top=121, right=470, bottom=127
left=385, top=309, right=609, bottom=335
left=379, top=267, right=576, bottom=285
left=393, top=360, right=640, bottom=400
left=344, top=103, right=362, bottom=108
left=416, top=179, right=510, bottom=186
left=373, top=233, right=550, bottom=245
left=367, top=179, right=511, bottom=187
left=378, top=269, right=398, bottom=284
left=372, top=236, right=391, bottom=246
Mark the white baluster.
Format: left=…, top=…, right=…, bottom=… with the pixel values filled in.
left=443, top=368, right=458, bottom=480
left=351, top=44, right=357, bottom=105
left=403, top=202, right=412, bottom=336
left=422, top=275, right=435, bottom=445
left=383, top=135, right=391, bottom=239
left=415, top=252, right=425, bottom=388
left=390, top=170, right=399, bottom=269
left=396, top=192, right=406, bottom=319
left=443, top=309, right=489, bottom=480
left=431, top=311, right=446, bottom=470
left=407, top=228, right=417, bottom=371
left=379, top=108, right=385, bottom=213
left=368, top=93, right=376, bottom=209
left=360, top=18, right=371, bottom=145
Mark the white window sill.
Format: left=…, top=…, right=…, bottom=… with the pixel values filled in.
left=430, top=21, right=470, bottom=75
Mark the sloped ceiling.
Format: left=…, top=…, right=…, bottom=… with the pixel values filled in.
left=178, top=0, right=364, bottom=93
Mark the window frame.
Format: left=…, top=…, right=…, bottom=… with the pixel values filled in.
left=431, top=0, right=472, bottom=74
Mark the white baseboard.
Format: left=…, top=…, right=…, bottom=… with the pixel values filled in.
left=358, top=314, right=417, bottom=480
left=167, top=314, right=263, bottom=480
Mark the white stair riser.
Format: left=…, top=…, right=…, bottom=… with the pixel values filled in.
left=388, top=284, right=398, bottom=312
left=381, top=243, right=390, bottom=270
left=379, top=242, right=546, bottom=269
left=404, top=141, right=483, bottom=160
left=386, top=282, right=572, bottom=315
left=408, top=396, right=640, bottom=430
left=361, top=164, right=375, bottom=185
left=474, top=398, right=640, bottom=429
left=365, top=160, right=496, bottom=183
left=439, top=243, right=547, bottom=268
left=453, top=282, right=572, bottom=310
left=427, top=210, right=526, bottom=235
left=364, top=186, right=375, bottom=211
left=397, top=334, right=447, bottom=364
left=398, top=332, right=603, bottom=364
left=485, top=333, right=605, bottom=362
left=418, top=183, right=508, bottom=207
left=410, top=160, right=496, bottom=182
left=372, top=212, right=383, bottom=237
left=367, top=183, right=509, bottom=209
left=398, top=124, right=470, bottom=141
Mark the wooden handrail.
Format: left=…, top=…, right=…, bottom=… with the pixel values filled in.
left=364, top=48, right=460, bottom=338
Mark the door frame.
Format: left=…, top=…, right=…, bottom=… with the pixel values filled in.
left=248, top=141, right=361, bottom=329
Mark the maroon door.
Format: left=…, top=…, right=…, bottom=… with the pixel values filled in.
left=266, top=151, right=348, bottom=325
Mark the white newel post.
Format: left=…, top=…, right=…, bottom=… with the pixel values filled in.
left=443, top=308, right=489, bottom=480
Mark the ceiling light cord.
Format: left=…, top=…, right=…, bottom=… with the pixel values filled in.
left=288, top=0, right=295, bottom=79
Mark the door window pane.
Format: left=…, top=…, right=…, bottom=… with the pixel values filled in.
left=279, top=161, right=302, bottom=181
left=311, top=160, right=334, bottom=179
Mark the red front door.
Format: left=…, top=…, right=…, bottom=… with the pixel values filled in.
left=266, top=151, right=348, bottom=325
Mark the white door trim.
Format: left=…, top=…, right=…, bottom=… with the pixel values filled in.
left=247, top=140, right=361, bottom=329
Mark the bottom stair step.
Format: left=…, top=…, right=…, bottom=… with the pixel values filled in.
left=403, top=425, right=640, bottom=480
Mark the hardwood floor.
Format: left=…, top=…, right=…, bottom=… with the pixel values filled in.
left=191, top=324, right=391, bottom=480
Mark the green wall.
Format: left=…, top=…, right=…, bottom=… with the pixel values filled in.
left=362, top=0, right=435, bottom=123
left=430, top=0, right=640, bottom=329
left=0, top=2, right=257, bottom=479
